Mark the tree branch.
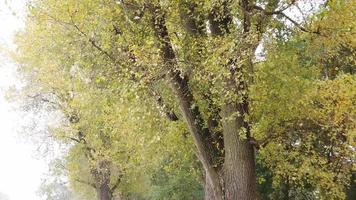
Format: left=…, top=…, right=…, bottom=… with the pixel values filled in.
left=151, top=89, right=179, bottom=121
left=149, top=4, right=224, bottom=200
left=110, top=174, right=123, bottom=193
left=241, top=0, right=252, bottom=33
left=275, top=0, right=297, bottom=13
left=253, top=5, right=320, bottom=34
left=67, top=136, right=81, bottom=143
left=68, top=13, right=118, bottom=62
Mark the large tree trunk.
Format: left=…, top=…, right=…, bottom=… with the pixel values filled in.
left=202, top=103, right=258, bottom=200
left=221, top=103, right=257, bottom=200
left=96, top=181, right=112, bottom=200
left=92, top=160, right=113, bottom=200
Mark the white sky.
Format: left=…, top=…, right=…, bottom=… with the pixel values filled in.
left=0, top=0, right=47, bottom=200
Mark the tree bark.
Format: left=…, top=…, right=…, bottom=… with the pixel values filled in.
left=221, top=103, right=257, bottom=200
left=204, top=174, right=216, bottom=200
left=208, top=1, right=257, bottom=199
left=96, top=181, right=112, bottom=200
left=91, top=160, right=113, bottom=200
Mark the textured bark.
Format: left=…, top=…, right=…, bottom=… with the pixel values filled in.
left=208, top=2, right=257, bottom=199
left=91, top=160, right=113, bottom=200
left=222, top=103, right=257, bottom=200
left=96, top=181, right=112, bottom=200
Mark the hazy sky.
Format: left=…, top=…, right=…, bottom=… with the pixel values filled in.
left=0, top=0, right=47, bottom=200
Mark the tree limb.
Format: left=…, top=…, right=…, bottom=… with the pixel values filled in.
left=149, top=4, right=224, bottom=200
left=151, top=89, right=179, bottom=121
left=253, top=5, right=320, bottom=34
left=110, top=174, right=123, bottom=193
left=241, top=0, right=252, bottom=33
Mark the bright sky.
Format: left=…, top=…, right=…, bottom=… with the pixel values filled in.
left=0, top=0, right=47, bottom=200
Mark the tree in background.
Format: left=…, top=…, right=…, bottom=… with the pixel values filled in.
left=38, top=159, right=75, bottom=200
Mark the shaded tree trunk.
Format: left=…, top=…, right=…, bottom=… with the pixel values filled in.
left=222, top=103, right=257, bottom=200
left=96, top=180, right=112, bottom=200
left=202, top=103, right=257, bottom=200
left=207, top=1, right=257, bottom=198
left=91, top=160, right=113, bottom=200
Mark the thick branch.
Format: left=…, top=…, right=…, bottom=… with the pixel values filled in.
left=149, top=4, right=224, bottom=200
left=241, top=0, right=252, bottom=33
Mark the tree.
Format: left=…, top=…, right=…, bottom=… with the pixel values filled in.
left=14, top=0, right=355, bottom=199
left=15, top=12, right=200, bottom=199
left=250, top=1, right=356, bottom=198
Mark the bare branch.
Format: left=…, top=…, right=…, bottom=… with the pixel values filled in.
left=253, top=5, right=320, bottom=34
left=67, top=13, right=117, bottom=63
left=65, top=136, right=81, bottom=143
